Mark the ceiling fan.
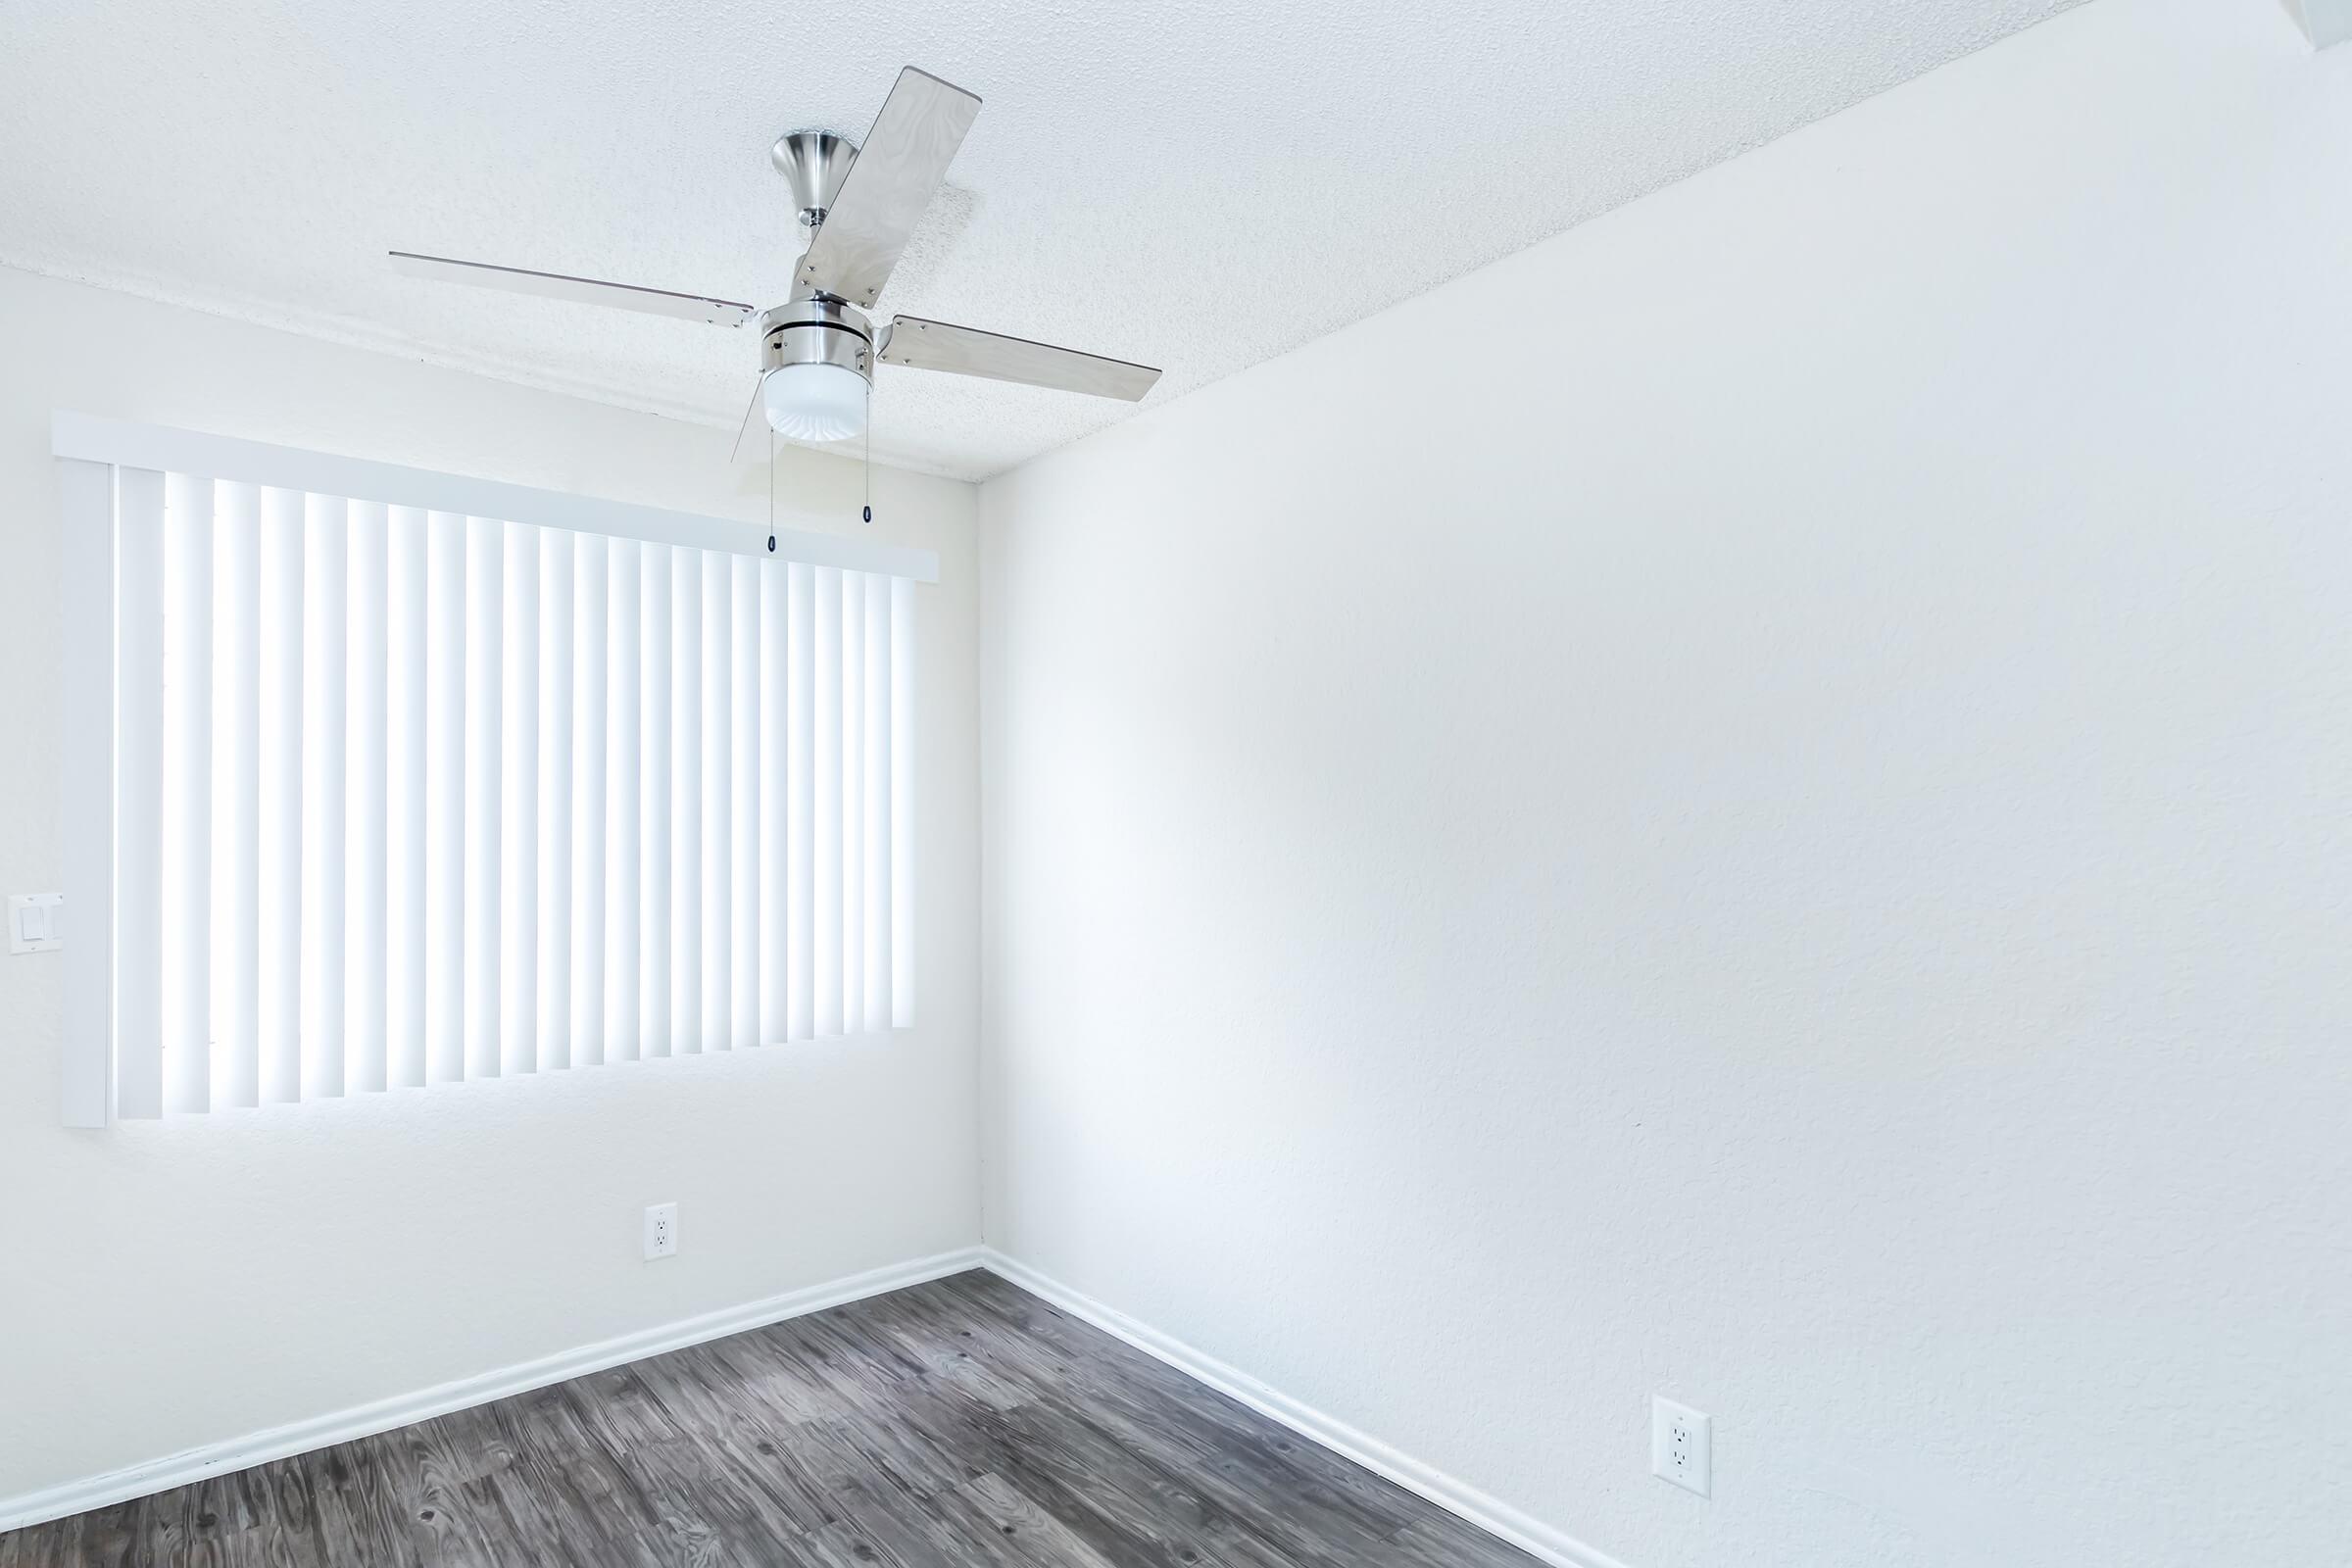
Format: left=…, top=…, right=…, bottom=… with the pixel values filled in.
left=390, top=67, right=1160, bottom=455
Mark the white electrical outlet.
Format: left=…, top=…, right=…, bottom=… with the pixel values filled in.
left=643, top=1201, right=678, bottom=1260
left=1651, top=1396, right=1712, bottom=1496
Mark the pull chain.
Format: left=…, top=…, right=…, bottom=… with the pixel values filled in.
left=765, top=422, right=777, bottom=555
left=861, top=377, right=873, bottom=524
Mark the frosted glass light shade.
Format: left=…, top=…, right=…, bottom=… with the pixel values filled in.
left=762, top=363, right=868, bottom=442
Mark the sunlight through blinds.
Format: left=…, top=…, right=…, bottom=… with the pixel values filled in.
left=107, top=472, right=915, bottom=1116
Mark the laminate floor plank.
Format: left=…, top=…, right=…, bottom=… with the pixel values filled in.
left=937, top=1306, right=1402, bottom=1566
left=627, top=1346, right=847, bottom=1540
left=1391, top=1515, right=1557, bottom=1568
left=975, top=1390, right=1331, bottom=1568
left=932, top=1472, right=1127, bottom=1568
left=947, top=1276, right=1444, bottom=1557
left=2, top=1271, right=1544, bottom=1568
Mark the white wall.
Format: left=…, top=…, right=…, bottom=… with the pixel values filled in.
left=0, top=267, right=980, bottom=1504
left=977, top=3, right=2351, bottom=1565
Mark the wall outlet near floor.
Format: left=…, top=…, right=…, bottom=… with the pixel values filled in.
left=1651, top=1396, right=1712, bottom=1496
left=643, top=1201, right=678, bottom=1260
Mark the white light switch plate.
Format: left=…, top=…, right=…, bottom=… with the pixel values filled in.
left=1652, top=1396, right=1712, bottom=1496
left=9, top=893, right=63, bottom=954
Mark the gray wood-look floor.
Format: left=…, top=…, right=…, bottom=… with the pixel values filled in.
left=2, top=1270, right=1539, bottom=1567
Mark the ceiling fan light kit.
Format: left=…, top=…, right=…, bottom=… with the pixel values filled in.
left=760, top=295, right=872, bottom=440
left=761, top=362, right=869, bottom=441
left=391, top=66, right=1161, bottom=477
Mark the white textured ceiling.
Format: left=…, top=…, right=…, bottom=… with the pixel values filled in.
left=1, top=0, right=2069, bottom=481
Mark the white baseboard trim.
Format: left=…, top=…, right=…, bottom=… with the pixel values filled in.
left=0, top=1246, right=985, bottom=1535
left=979, top=1250, right=1636, bottom=1568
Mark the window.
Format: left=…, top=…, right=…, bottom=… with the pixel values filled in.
left=56, top=414, right=933, bottom=1123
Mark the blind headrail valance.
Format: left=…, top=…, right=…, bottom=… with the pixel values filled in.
left=50, top=412, right=939, bottom=583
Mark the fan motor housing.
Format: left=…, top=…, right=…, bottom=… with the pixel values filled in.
left=760, top=297, right=872, bottom=386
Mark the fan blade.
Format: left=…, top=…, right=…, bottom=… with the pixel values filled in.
left=877, top=317, right=1160, bottom=401
left=389, top=251, right=757, bottom=327
left=795, top=68, right=981, bottom=309
left=730, top=372, right=772, bottom=464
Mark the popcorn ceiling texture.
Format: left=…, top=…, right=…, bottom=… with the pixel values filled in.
left=0, top=0, right=2071, bottom=481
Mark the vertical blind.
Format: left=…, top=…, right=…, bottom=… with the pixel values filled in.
left=113, top=471, right=912, bottom=1117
